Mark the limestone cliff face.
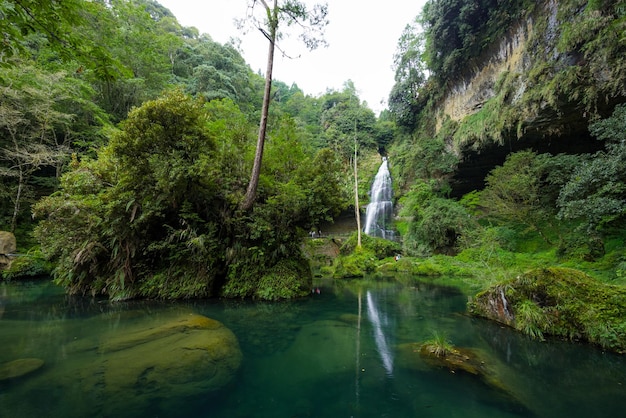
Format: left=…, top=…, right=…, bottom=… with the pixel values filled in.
left=439, top=0, right=625, bottom=196
left=439, top=20, right=531, bottom=129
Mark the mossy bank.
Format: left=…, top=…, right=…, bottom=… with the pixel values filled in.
left=469, top=267, right=626, bottom=353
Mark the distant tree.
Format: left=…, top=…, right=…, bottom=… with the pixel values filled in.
left=77, top=0, right=182, bottom=121
left=239, top=0, right=329, bottom=211
left=179, top=35, right=255, bottom=107
left=320, top=83, right=377, bottom=158
left=389, top=21, right=427, bottom=129
left=479, top=150, right=555, bottom=241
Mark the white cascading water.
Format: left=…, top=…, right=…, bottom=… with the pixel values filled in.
left=363, top=157, right=394, bottom=239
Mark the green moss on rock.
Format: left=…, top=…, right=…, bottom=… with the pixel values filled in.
left=469, top=267, right=626, bottom=352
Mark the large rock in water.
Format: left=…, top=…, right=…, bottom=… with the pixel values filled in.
left=62, top=312, right=242, bottom=416
left=396, top=341, right=531, bottom=414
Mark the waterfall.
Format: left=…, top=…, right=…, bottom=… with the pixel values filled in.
left=364, top=157, right=394, bottom=239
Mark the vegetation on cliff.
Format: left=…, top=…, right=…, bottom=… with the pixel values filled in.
left=387, top=0, right=626, bottom=283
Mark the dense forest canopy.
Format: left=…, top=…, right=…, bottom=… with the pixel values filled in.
left=0, top=0, right=391, bottom=299
left=1, top=0, right=626, bottom=308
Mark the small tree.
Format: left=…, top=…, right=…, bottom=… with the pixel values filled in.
left=239, top=0, right=329, bottom=211
left=479, top=150, right=553, bottom=240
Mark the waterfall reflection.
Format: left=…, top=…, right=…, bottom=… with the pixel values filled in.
left=366, top=290, right=394, bottom=375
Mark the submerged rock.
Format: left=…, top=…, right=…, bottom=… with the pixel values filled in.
left=397, top=342, right=493, bottom=378
left=58, top=312, right=242, bottom=416
left=469, top=267, right=626, bottom=352
left=0, top=358, right=44, bottom=381
left=397, top=341, right=530, bottom=413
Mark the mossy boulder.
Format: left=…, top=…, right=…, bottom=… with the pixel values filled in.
left=0, top=358, right=44, bottom=381
left=469, top=267, right=626, bottom=352
left=397, top=341, right=494, bottom=379
left=61, top=313, right=242, bottom=416
left=331, top=248, right=377, bottom=278
left=0, top=231, right=17, bottom=270
left=0, top=231, right=16, bottom=255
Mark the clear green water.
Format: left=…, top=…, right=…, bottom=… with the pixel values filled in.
left=1, top=277, right=626, bottom=418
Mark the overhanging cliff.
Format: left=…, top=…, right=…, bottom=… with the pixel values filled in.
left=431, top=0, right=626, bottom=197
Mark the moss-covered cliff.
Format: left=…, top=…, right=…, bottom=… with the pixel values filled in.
left=392, top=0, right=626, bottom=196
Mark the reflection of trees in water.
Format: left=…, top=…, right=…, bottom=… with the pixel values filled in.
left=219, top=299, right=309, bottom=355
left=472, top=317, right=626, bottom=416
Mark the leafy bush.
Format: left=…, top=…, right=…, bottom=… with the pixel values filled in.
left=332, top=247, right=378, bottom=279
left=557, top=104, right=626, bottom=230
left=339, top=232, right=401, bottom=259
left=1, top=251, right=53, bottom=280
left=255, top=258, right=312, bottom=300
left=404, top=196, right=476, bottom=256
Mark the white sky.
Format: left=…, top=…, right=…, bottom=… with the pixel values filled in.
left=157, top=0, right=427, bottom=114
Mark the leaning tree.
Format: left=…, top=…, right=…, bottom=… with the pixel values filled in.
left=239, top=0, right=329, bottom=211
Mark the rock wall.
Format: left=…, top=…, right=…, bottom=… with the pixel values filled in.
left=0, top=231, right=16, bottom=255
left=0, top=231, right=17, bottom=269
left=438, top=0, right=625, bottom=196
left=439, top=21, right=532, bottom=128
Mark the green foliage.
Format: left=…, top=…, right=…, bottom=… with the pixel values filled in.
left=401, top=183, right=476, bottom=256
left=34, top=91, right=223, bottom=300
left=177, top=36, right=257, bottom=111
left=318, top=83, right=379, bottom=158
left=422, top=331, right=454, bottom=358
left=0, top=0, right=126, bottom=80
left=472, top=267, right=626, bottom=352
left=331, top=247, right=378, bottom=279
left=389, top=20, right=427, bottom=129
left=340, top=232, right=401, bottom=259
left=514, top=300, right=547, bottom=340
left=0, top=62, right=105, bottom=231
left=480, top=151, right=549, bottom=222
left=391, top=136, right=458, bottom=190
left=255, top=257, right=312, bottom=300
left=1, top=251, right=52, bottom=280
left=557, top=104, right=626, bottom=230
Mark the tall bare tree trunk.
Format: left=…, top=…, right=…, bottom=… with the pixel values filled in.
left=240, top=0, right=277, bottom=212
left=11, top=167, right=23, bottom=233
left=354, top=117, right=362, bottom=248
